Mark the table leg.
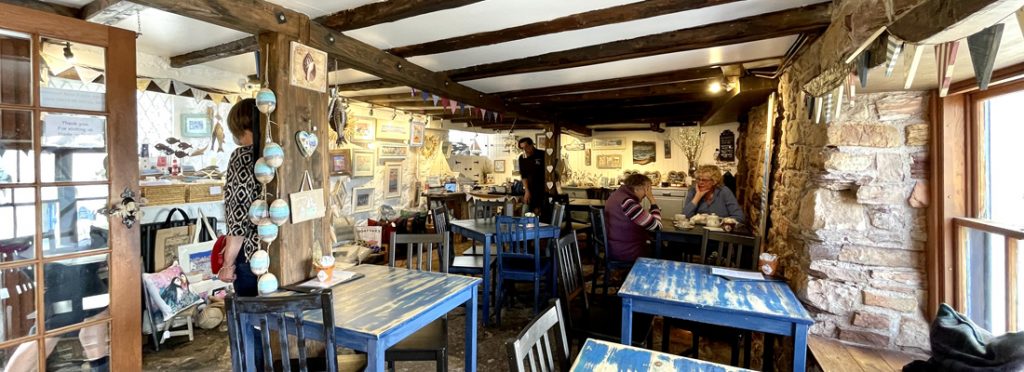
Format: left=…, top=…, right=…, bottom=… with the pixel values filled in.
left=655, top=233, right=663, bottom=259
left=621, top=298, right=633, bottom=345
left=482, top=237, right=491, bottom=327
left=793, top=323, right=809, bottom=372
left=465, top=288, right=478, bottom=372
left=368, top=339, right=385, bottom=372
left=763, top=334, right=775, bottom=372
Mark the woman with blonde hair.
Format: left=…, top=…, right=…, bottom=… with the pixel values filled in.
left=683, top=165, right=745, bottom=224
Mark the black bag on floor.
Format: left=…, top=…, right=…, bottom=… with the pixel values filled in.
left=139, top=208, right=217, bottom=273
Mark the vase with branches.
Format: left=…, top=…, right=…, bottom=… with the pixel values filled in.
left=676, top=126, right=704, bottom=178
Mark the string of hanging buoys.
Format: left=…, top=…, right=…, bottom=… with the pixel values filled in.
left=250, top=44, right=283, bottom=296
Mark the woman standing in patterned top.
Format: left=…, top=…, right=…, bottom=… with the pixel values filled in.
left=217, top=98, right=263, bottom=297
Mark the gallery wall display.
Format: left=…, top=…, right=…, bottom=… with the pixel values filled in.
left=180, top=114, right=211, bottom=137
left=378, top=144, right=408, bottom=160
left=596, top=154, right=622, bottom=169
left=535, top=133, right=548, bottom=148
left=593, top=137, right=625, bottom=150
left=384, top=163, right=402, bottom=199
left=409, top=121, right=425, bottom=147
left=493, top=159, right=505, bottom=173
left=352, top=151, right=375, bottom=177
left=376, top=120, right=410, bottom=142
left=349, top=116, right=376, bottom=142
left=329, top=149, right=351, bottom=175
left=352, top=187, right=374, bottom=212
left=289, top=41, right=327, bottom=92
left=632, top=141, right=656, bottom=165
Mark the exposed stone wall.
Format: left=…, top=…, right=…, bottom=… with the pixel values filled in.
left=753, top=0, right=933, bottom=357
left=737, top=104, right=769, bottom=235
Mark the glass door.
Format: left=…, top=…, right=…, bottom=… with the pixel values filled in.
left=0, top=4, right=139, bottom=370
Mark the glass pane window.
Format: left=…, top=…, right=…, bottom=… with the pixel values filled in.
left=981, top=92, right=1024, bottom=225
left=38, top=38, right=105, bottom=112
left=0, top=187, right=36, bottom=262
left=0, top=110, right=34, bottom=184
left=0, top=29, right=32, bottom=106
left=965, top=230, right=1008, bottom=334
left=43, top=254, right=109, bottom=331
left=41, top=185, right=108, bottom=256
left=45, top=322, right=109, bottom=371
left=0, top=264, right=37, bottom=343
left=0, top=339, right=39, bottom=371
left=39, top=112, right=107, bottom=183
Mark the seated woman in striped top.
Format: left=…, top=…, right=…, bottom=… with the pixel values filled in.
left=604, top=174, right=662, bottom=262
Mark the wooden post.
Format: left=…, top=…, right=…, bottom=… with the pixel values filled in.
left=259, top=30, right=329, bottom=285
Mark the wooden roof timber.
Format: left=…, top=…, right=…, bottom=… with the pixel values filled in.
left=558, top=102, right=712, bottom=124
left=511, top=80, right=707, bottom=104
left=525, top=95, right=717, bottom=113
left=170, top=36, right=257, bottom=68
left=0, top=0, right=79, bottom=17
left=386, top=0, right=742, bottom=58
left=887, top=0, right=1024, bottom=44
left=315, top=0, right=482, bottom=32
left=498, top=67, right=722, bottom=100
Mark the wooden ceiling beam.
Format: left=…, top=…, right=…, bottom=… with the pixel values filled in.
left=169, top=36, right=258, bottom=68
left=0, top=0, right=79, bottom=18
left=386, top=0, right=742, bottom=58
left=499, top=67, right=722, bottom=100
left=513, top=81, right=707, bottom=104
left=887, top=0, right=1024, bottom=44
left=345, top=92, right=424, bottom=103
left=527, top=94, right=715, bottom=112
left=446, top=3, right=831, bottom=81
left=315, top=0, right=482, bottom=31
left=82, top=0, right=147, bottom=25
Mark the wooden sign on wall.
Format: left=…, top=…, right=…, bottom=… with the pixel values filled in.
left=718, top=130, right=736, bottom=162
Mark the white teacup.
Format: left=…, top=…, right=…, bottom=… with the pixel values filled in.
left=674, top=214, right=687, bottom=222
left=706, top=214, right=722, bottom=227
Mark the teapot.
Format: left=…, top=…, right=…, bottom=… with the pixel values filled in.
left=706, top=213, right=722, bottom=227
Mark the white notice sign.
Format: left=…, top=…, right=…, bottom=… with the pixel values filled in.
left=40, top=87, right=106, bottom=111
left=43, top=114, right=106, bottom=148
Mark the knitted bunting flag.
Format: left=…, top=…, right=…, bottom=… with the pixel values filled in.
left=884, top=35, right=904, bottom=77
left=935, top=40, right=961, bottom=97
left=967, top=23, right=1004, bottom=91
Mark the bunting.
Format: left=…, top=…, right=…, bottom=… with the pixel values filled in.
left=968, top=23, right=1004, bottom=91
left=421, top=90, right=431, bottom=102
left=884, top=35, right=904, bottom=77
left=904, top=44, right=924, bottom=90
left=935, top=40, right=961, bottom=97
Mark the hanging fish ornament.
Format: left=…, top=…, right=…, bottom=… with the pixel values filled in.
left=256, top=88, right=277, bottom=114
left=189, top=142, right=209, bottom=157
left=211, top=122, right=225, bottom=152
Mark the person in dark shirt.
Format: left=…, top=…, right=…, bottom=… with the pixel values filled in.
left=518, top=137, right=548, bottom=219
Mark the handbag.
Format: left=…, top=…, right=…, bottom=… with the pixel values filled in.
left=211, top=235, right=227, bottom=275
left=141, top=208, right=218, bottom=272
left=289, top=170, right=326, bottom=224
left=176, top=211, right=218, bottom=275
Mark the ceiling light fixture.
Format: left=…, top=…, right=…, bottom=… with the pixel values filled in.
left=62, top=42, right=75, bottom=64
left=707, top=80, right=723, bottom=94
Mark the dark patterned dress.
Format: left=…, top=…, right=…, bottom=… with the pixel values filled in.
left=224, top=145, right=262, bottom=262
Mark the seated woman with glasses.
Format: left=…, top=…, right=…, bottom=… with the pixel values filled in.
left=683, top=165, right=746, bottom=224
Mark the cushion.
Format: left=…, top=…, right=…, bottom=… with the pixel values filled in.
left=142, top=261, right=202, bottom=321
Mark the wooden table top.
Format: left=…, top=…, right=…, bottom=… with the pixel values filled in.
left=619, top=258, right=812, bottom=324
left=449, top=219, right=555, bottom=236
left=571, top=338, right=752, bottom=371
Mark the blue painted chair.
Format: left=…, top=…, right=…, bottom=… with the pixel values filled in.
left=462, top=199, right=512, bottom=256
left=433, top=206, right=496, bottom=313
left=505, top=299, right=569, bottom=372
left=385, top=232, right=450, bottom=372
left=494, top=215, right=556, bottom=325
left=588, top=206, right=633, bottom=296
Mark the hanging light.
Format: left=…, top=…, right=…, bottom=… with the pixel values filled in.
left=707, top=80, right=722, bottom=94
left=62, top=42, right=76, bottom=64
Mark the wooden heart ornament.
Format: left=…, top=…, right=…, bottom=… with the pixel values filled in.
left=295, top=130, right=319, bottom=158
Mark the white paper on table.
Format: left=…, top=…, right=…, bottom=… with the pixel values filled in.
left=296, top=268, right=360, bottom=288
left=711, top=267, right=766, bottom=281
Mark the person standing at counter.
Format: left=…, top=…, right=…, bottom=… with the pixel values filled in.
left=518, top=137, right=549, bottom=220
left=217, top=98, right=263, bottom=297
left=683, top=164, right=746, bottom=224
left=605, top=174, right=662, bottom=262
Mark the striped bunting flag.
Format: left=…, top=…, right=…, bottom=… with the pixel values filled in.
left=884, top=35, right=904, bottom=77
left=935, top=40, right=961, bottom=97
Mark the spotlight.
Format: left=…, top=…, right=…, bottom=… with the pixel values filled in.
left=62, top=42, right=75, bottom=64
left=708, top=80, right=722, bottom=94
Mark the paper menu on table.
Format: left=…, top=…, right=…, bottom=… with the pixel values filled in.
left=711, top=267, right=766, bottom=281
left=296, top=268, right=361, bottom=288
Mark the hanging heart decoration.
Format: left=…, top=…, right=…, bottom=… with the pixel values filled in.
left=545, top=148, right=553, bottom=155
left=546, top=165, right=553, bottom=173
left=295, top=130, right=319, bottom=158
left=545, top=131, right=553, bottom=138
left=546, top=181, right=554, bottom=189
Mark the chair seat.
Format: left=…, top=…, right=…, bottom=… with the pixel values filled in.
left=451, top=255, right=495, bottom=270
left=570, top=222, right=592, bottom=231
left=275, top=354, right=368, bottom=372
left=391, top=318, right=446, bottom=350
left=499, top=257, right=553, bottom=276
left=572, top=297, right=653, bottom=346
left=462, top=245, right=498, bottom=256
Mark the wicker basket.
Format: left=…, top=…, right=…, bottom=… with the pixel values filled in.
left=141, top=184, right=187, bottom=206
left=187, top=183, right=224, bottom=203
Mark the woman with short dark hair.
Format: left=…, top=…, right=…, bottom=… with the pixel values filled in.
left=604, top=174, right=662, bottom=262
left=217, top=98, right=263, bottom=297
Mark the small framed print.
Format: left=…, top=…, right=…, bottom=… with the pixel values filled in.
left=378, top=144, right=407, bottom=160
left=493, top=159, right=506, bottom=173
left=352, top=151, right=374, bottom=177
left=535, top=133, right=548, bottom=149
left=409, top=121, right=425, bottom=147
left=289, top=41, right=327, bottom=92
left=349, top=116, right=376, bottom=142
left=180, top=114, right=211, bottom=137
left=376, top=120, right=410, bottom=142
left=329, top=149, right=351, bottom=176
left=593, top=137, right=625, bottom=150
left=596, top=154, right=622, bottom=169
left=352, top=187, right=374, bottom=213
left=384, top=163, right=402, bottom=199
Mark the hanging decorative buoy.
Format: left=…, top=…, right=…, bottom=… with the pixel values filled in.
left=248, top=199, right=269, bottom=224
left=250, top=249, right=271, bottom=275
left=254, top=157, right=275, bottom=184
left=256, top=88, right=277, bottom=114
left=257, top=219, right=279, bottom=243
left=269, top=198, right=290, bottom=226
left=263, top=140, right=284, bottom=168
left=257, top=273, right=279, bottom=295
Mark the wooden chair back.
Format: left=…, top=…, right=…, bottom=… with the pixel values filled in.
left=588, top=206, right=609, bottom=257
left=506, top=299, right=569, bottom=372
left=495, top=215, right=543, bottom=259
left=701, top=232, right=758, bottom=270
left=471, top=199, right=509, bottom=221
left=554, top=233, right=588, bottom=330
left=389, top=232, right=449, bottom=273
left=550, top=202, right=566, bottom=231
left=226, top=291, right=336, bottom=372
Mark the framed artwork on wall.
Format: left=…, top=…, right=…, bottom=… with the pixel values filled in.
left=596, top=154, right=622, bottom=169
left=352, top=151, right=374, bottom=177
left=378, top=144, right=407, bottom=160
left=349, top=116, right=376, bottom=142
left=593, top=137, right=625, bottom=150
left=409, top=121, right=425, bottom=147
left=180, top=114, right=211, bottom=137
left=384, top=163, right=402, bottom=199
left=329, top=149, right=351, bottom=176
left=352, top=187, right=374, bottom=213
left=493, top=159, right=505, bottom=173
left=632, top=141, right=656, bottom=165
left=376, top=120, right=410, bottom=142
left=535, top=133, right=548, bottom=148
left=289, top=41, right=327, bottom=92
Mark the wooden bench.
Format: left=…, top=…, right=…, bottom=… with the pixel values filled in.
left=808, top=335, right=922, bottom=372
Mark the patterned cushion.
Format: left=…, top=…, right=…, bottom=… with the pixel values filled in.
left=143, top=261, right=202, bottom=321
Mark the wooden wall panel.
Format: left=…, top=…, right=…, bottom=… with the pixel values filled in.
left=929, top=91, right=968, bottom=317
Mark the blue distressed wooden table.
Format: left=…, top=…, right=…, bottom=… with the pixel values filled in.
left=572, top=338, right=753, bottom=371
left=279, top=264, right=480, bottom=372
left=448, top=218, right=559, bottom=326
left=619, top=258, right=813, bottom=372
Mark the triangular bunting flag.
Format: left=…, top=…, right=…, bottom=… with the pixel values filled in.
left=805, top=93, right=815, bottom=120
left=137, top=78, right=152, bottom=91
left=431, top=94, right=440, bottom=106
left=449, top=100, right=457, bottom=114
left=935, top=40, right=961, bottom=97
left=1016, top=7, right=1024, bottom=39
left=834, top=85, right=844, bottom=121
left=227, top=95, right=239, bottom=104
left=440, top=97, right=450, bottom=109
left=968, top=23, right=1004, bottom=91
left=421, top=90, right=431, bottom=102
left=457, top=102, right=465, bottom=113
left=411, top=88, right=417, bottom=97
left=210, top=93, right=224, bottom=104
left=171, top=80, right=191, bottom=95
left=824, top=92, right=834, bottom=124
left=191, top=88, right=207, bottom=105
left=154, top=79, right=172, bottom=94
left=857, top=51, right=870, bottom=88
left=481, top=108, right=487, bottom=119
left=904, top=44, right=924, bottom=90
left=884, top=35, right=904, bottom=77
left=814, top=96, right=823, bottom=124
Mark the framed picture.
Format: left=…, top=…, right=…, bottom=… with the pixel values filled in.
left=180, top=114, right=211, bottom=138
left=384, top=163, right=402, bottom=199
left=349, top=116, right=376, bottom=142
left=493, top=159, right=505, bottom=173
left=329, top=149, right=351, bottom=175
left=596, top=154, right=622, bottom=169
left=632, top=141, right=656, bottom=165
left=378, top=144, right=407, bottom=160
left=177, top=243, right=213, bottom=276
left=593, top=137, right=625, bottom=150
left=352, top=151, right=374, bottom=177
left=352, top=187, right=374, bottom=213
left=289, top=41, right=327, bottom=92
left=585, top=149, right=592, bottom=166
left=409, top=121, right=425, bottom=147
left=376, top=120, right=410, bottom=142
left=535, top=133, right=548, bottom=149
